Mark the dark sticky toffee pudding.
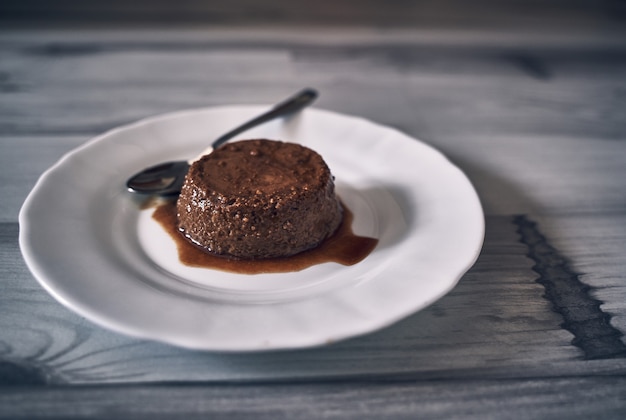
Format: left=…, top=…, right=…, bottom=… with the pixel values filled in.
left=150, top=139, right=378, bottom=274
left=177, top=139, right=344, bottom=259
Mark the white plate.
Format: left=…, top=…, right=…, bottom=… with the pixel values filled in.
left=19, top=106, right=484, bottom=351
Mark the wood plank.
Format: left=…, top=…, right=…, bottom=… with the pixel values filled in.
left=2, top=27, right=626, bottom=48
left=1, top=377, right=626, bottom=419
left=4, top=132, right=626, bottom=221
left=1, top=30, right=625, bottom=140
left=0, top=0, right=623, bottom=30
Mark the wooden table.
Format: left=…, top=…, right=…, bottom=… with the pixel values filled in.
left=1, top=21, right=626, bottom=418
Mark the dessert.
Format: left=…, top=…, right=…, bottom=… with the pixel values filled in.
left=176, top=139, right=343, bottom=259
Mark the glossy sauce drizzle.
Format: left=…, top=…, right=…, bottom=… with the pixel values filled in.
left=152, top=199, right=378, bottom=275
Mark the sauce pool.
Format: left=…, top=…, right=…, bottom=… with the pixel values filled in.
left=151, top=199, right=378, bottom=275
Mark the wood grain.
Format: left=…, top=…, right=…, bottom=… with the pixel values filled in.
left=1, top=30, right=625, bottom=142
left=2, top=378, right=626, bottom=419
left=1, top=24, right=626, bottom=417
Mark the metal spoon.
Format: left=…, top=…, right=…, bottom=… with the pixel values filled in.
left=126, top=88, right=318, bottom=196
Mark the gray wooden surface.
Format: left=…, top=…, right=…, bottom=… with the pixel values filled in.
left=1, top=16, right=626, bottom=420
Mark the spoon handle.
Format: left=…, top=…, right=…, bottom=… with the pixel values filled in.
left=211, top=88, right=318, bottom=149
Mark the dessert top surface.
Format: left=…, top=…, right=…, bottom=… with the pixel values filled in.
left=187, top=139, right=330, bottom=196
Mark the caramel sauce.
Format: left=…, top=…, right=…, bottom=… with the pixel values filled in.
left=151, top=199, right=378, bottom=275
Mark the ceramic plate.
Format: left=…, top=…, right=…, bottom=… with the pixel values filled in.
left=19, top=106, right=484, bottom=351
